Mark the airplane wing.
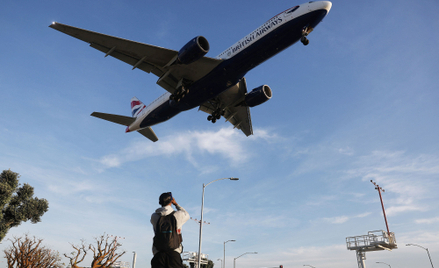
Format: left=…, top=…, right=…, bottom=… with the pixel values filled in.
left=198, top=78, right=253, bottom=136
left=91, top=112, right=158, bottom=142
left=49, top=22, right=223, bottom=93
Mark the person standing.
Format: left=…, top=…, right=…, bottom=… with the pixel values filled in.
left=151, top=192, right=190, bottom=268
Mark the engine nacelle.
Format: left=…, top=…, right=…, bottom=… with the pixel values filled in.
left=244, top=85, right=272, bottom=107
left=178, top=36, right=210, bottom=65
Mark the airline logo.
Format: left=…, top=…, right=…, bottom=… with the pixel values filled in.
left=230, top=16, right=283, bottom=55
left=131, top=98, right=146, bottom=117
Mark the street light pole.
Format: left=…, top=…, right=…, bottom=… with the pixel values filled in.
left=376, top=261, right=391, bottom=268
left=224, top=240, right=235, bottom=268
left=217, top=258, right=223, bottom=268
left=197, top=178, right=239, bottom=268
left=132, top=251, right=137, bottom=268
left=233, top=252, right=257, bottom=268
left=407, top=243, right=435, bottom=268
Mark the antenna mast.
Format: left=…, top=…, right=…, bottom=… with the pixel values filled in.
left=370, top=180, right=390, bottom=235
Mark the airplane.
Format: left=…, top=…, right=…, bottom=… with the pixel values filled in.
left=50, top=1, right=332, bottom=142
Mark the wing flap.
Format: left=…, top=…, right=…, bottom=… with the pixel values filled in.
left=90, top=43, right=157, bottom=75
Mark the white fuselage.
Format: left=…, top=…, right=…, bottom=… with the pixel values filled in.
left=217, top=1, right=331, bottom=60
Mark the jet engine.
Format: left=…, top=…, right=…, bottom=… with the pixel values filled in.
left=178, top=36, right=210, bottom=65
left=244, top=85, right=272, bottom=107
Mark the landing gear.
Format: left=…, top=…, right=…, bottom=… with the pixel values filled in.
left=301, top=25, right=313, bottom=46
left=207, top=109, right=224, bottom=123
left=170, top=87, right=189, bottom=102
left=170, top=79, right=191, bottom=102
left=301, top=36, right=309, bottom=46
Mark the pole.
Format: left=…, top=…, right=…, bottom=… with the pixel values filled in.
left=407, top=243, right=435, bottom=268
left=427, top=248, right=435, bottom=268
left=224, top=242, right=226, bottom=268
left=197, top=178, right=239, bottom=268
left=233, top=252, right=257, bottom=268
left=224, top=240, right=235, bottom=268
left=197, top=184, right=206, bottom=268
left=371, top=180, right=390, bottom=235
left=376, top=261, right=391, bottom=268
left=132, top=251, right=137, bottom=268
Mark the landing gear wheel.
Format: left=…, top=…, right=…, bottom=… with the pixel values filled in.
left=207, top=107, right=224, bottom=123
left=208, top=113, right=219, bottom=123
left=301, top=37, right=309, bottom=46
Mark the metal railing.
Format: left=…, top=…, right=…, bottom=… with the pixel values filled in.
left=346, top=230, right=397, bottom=250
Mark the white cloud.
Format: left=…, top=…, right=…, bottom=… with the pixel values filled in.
left=96, top=127, right=272, bottom=171
left=99, top=154, right=122, bottom=168
left=356, top=212, right=372, bottom=218
left=338, top=146, right=354, bottom=156
left=347, top=151, right=439, bottom=216
left=320, top=212, right=372, bottom=225
left=324, top=216, right=349, bottom=224
left=386, top=205, right=427, bottom=216
left=415, top=217, right=439, bottom=224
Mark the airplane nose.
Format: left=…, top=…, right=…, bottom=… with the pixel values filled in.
left=321, top=1, right=332, bottom=12
left=309, top=1, right=332, bottom=13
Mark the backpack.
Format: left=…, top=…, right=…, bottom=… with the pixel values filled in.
left=153, top=211, right=182, bottom=251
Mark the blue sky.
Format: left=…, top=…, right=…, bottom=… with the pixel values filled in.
left=1, top=0, right=438, bottom=268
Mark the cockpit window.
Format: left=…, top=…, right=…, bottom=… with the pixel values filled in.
left=286, top=6, right=299, bottom=14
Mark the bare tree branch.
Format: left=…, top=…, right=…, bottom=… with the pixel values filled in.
left=64, top=240, right=88, bottom=268
left=89, top=234, right=126, bottom=268
left=3, top=234, right=63, bottom=268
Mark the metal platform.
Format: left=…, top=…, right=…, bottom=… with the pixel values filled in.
left=347, top=230, right=397, bottom=252
left=346, top=230, right=397, bottom=268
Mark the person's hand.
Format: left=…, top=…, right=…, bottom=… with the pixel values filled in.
left=171, top=198, right=178, bottom=206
